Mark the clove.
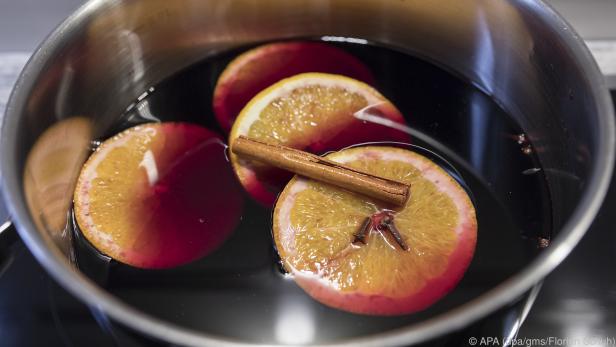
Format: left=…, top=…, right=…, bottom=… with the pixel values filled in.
left=380, top=215, right=409, bottom=251
left=353, top=217, right=373, bottom=245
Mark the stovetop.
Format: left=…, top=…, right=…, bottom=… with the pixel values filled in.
left=1, top=1, right=615, bottom=346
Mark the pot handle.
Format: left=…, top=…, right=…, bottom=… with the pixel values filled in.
left=0, top=220, right=18, bottom=277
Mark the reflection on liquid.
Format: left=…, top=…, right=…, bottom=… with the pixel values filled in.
left=135, top=98, right=159, bottom=122
left=138, top=150, right=159, bottom=186
left=23, top=117, right=92, bottom=254
left=321, top=36, right=369, bottom=45
left=469, top=91, right=488, bottom=171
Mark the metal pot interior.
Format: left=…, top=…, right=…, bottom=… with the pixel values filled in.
left=2, top=0, right=613, bottom=346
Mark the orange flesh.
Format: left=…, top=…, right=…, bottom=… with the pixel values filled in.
left=275, top=146, right=469, bottom=302
left=231, top=73, right=409, bottom=205
left=81, top=128, right=158, bottom=252
left=246, top=85, right=369, bottom=147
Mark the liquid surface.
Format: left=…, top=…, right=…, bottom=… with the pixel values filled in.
left=72, top=40, right=551, bottom=344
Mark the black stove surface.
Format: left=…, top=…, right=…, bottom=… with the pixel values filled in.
left=0, top=244, right=115, bottom=346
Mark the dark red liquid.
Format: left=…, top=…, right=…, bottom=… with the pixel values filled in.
left=71, top=39, right=551, bottom=344
left=128, top=124, right=244, bottom=268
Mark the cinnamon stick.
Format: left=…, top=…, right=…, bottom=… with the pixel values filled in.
left=231, top=136, right=410, bottom=206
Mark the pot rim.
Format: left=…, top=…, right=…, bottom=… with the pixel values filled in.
left=2, top=0, right=614, bottom=346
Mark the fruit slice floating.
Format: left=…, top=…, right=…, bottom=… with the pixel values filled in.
left=273, top=146, right=477, bottom=315
left=214, top=41, right=375, bottom=132
left=229, top=72, right=410, bottom=205
left=74, top=123, right=243, bottom=269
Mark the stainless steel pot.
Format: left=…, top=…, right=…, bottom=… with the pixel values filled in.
left=1, top=0, right=614, bottom=346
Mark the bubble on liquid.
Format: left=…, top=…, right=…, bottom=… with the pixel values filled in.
left=516, top=133, right=527, bottom=145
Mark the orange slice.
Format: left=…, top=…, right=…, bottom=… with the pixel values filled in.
left=214, top=41, right=375, bottom=132
left=273, top=146, right=477, bottom=315
left=73, top=123, right=243, bottom=269
left=229, top=72, right=410, bottom=205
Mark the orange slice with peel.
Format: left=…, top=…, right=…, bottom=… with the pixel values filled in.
left=229, top=72, right=409, bottom=205
left=214, top=41, right=375, bottom=132
left=74, top=123, right=243, bottom=269
left=273, top=146, right=477, bottom=315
